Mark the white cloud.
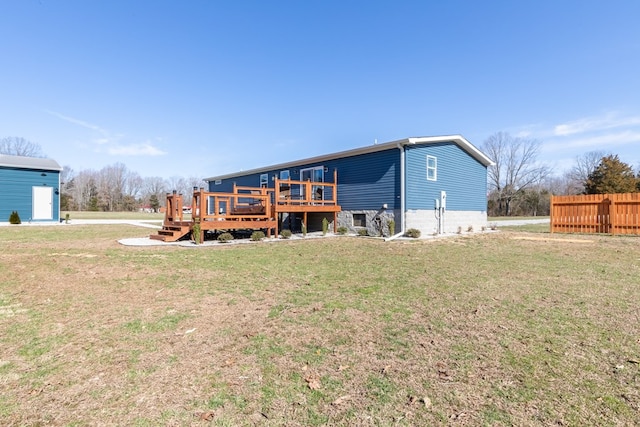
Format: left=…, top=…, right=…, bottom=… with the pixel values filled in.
left=45, top=110, right=108, bottom=136
left=47, top=110, right=167, bottom=157
left=554, top=112, right=640, bottom=136
left=107, top=142, right=167, bottom=156
left=561, top=130, right=640, bottom=149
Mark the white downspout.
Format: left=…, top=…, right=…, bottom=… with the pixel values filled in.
left=385, top=143, right=406, bottom=241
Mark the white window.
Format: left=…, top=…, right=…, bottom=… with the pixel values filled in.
left=214, top=179, right=222, bottom=185
left=279, top=170, right=290, bottom=180
left=427, top=155, right=437, bottom=181
left=260, top=173, right=268, bottom=187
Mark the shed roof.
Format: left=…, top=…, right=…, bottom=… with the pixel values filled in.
left=0, top=154, right=63, bottom=172
left=205, top=135, right=494, bottom=182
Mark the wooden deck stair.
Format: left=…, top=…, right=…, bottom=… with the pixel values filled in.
left=149, top=223, right=191, bottom=242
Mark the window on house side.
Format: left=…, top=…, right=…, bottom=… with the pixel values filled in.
left=260, top=173, right=268, bottom=187
left=353, top=213, right=366, bottom=227
left=279, top=170, right=290, bottom=192
left=427, top=155, right=437, bottom=181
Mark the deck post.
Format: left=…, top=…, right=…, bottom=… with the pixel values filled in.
left=304, top=212, right=308, bottom=234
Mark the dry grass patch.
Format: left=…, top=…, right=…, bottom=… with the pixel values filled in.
left=0, top=226, right=639, bottom=425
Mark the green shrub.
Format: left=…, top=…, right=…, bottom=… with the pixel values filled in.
left=357, top=229, right=369, bottom=236
left=387, top=219, right=395, bottom=236
left=9, top=211, right=21, bottom=225
left=217, top=232, right=234, bottom=243
left=302, top=224, right=307, bottom=237
left=192, top=220, right=202, bottom=244
left=405, top=228, right=421, bottom=238
left=251, top=231, right=266, bottom=241
left=337, top=226, right=348, bottom=235
left=280, top=229, right=292, bottom=239
left=322, top=217, right=329, bottom=235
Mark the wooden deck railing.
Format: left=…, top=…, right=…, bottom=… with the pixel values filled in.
left=155, top=173, right=342, bottom=241
left=273, top=169, right=339, bottom=208
left=191, top=186, right=273, bottom=222
left=550, top=193, right=640, bottom=235
left=164, top=190, right=184, bottom=223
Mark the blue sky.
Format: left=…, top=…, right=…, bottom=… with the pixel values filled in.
left=1, top=0, right=639, bottom=180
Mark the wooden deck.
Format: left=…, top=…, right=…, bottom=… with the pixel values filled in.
left=273, top=170, right=341, bottom=231
left=151, top=172, right=341, bottom=242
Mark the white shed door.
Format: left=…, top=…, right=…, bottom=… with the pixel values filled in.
left=33, top=186, right=53, bottom=220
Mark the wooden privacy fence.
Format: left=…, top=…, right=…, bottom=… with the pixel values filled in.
left=550, top=193, right=640, bottom=235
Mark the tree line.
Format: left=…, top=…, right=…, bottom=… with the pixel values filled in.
left=3, top=135, right=640, bottom=215
left=482, top=132, right=640, bottom=217
left=59, top=163, right=205, bottom=212
left=1, top=136, right=204, bottom=212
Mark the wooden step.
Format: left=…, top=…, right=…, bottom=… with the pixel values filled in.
left=150, top=225, right=191, bottom=242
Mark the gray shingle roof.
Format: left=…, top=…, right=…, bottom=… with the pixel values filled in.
left=0, top=154, right=63, bottom=172
left=205, top=135, right=494, bottom=182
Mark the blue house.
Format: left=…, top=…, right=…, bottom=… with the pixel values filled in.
left=204, top=135, right=493, bottom=236
left=0, top=154, right=63, bottom=223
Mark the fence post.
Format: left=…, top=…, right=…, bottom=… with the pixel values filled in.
left=609, top=195, right=616, bottom=235
left=549, top=195, right=554, bottom=234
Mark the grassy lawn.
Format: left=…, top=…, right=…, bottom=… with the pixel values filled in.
left=489, top=216, right=550, bottom=221
left=62, top=211, right=165, bottom=220
left=0, top=225, right=638, bottom=425
left=499, top=222, right=551, bottom=233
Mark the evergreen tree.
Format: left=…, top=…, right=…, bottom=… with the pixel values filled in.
left=584, top=155, right=637, bottom=194
left=149, top=194, right=160, bottom=213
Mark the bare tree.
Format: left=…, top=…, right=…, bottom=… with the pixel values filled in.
left=546, top=172, right=579, bottom=196
left=61, top=166, right=74, bottom=189
left=164, top=176, right=206, bottom=206
left=68, top=170, right=98, bottom=211
left=142, top=176, right=168, bottom=212
left=59, top=166, right=75, bottom=210
left=58, top=161, right=204, bottom=212
left=186, top=176, right=206, bottom=205
left=166, top=176, right=188, bottom=196
left=0, top=137, right=44, bottom=157
left=188, top=176, right=206, bottom=190
left=566, top=150, right=608, bottom=194
left=95, top=163, right=127, bottom=211
left=123, top=170, right=143, bottom=199
left=482, top=132, right=551, bottom=216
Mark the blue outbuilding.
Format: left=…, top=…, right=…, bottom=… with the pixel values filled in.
left=0, top=154, right=63, bottom=223
left=205, top=135, right=494, bottom=236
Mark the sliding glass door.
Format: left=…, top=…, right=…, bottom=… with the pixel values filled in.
left=300, top=166, right=324, bottom=200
